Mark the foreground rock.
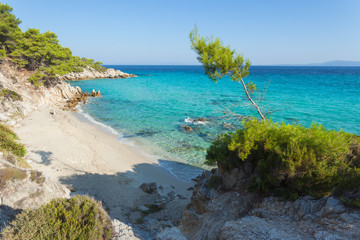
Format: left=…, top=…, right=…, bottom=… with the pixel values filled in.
left=179, top=170, right=360, bottom=240
left=139, top=182, right=158, bottom=194
left=59, top=66, right=137, bottom=81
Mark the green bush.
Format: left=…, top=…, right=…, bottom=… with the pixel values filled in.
left=0, top=2, right=106, bottom=86
left=0, top=124, right=26, bottom=158
left=1, top=195, right=113, bottom=240
left=0, top=49, right=6, bottom=59
left=206, top=119, right=360, bottom=199
left=28, top=70, right=46, bottom=87
left=0, top=88, right=22, bottom=101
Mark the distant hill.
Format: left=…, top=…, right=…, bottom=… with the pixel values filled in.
left=307, top=60, right=360, bottom=66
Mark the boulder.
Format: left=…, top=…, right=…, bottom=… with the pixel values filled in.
left=139, top=182, right=157, bottom=194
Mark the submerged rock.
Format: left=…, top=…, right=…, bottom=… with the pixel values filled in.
left=182, top=125, right=193, bottom=132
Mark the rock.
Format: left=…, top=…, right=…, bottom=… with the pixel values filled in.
left=111, top=218, right=140, bottom=240
left=177, top=194, right=187, bottom=200
left=138, top=205, right=150, bottom=212
left=50, top=109, right=56, bottom=115
left=0, top=169, right=70, bottom=210
left=156, top=227, right=187, bottom=240
left=320, top=197, right=346, bottom=217
left=75, top=86, right=82, bottom=94
left=167, top=191, right=176, bottom=201
left=139, top=182, right=157, bottom=194
left=182, top=125, right=193, bottom=132
left=58, top=66, right=137, bottom=81
left=219, top=216, right=300, bottom=240
left=179, top=169, right=360, bottom=240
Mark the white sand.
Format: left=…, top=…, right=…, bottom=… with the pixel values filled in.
left=15, top=107, right=194, bottom=222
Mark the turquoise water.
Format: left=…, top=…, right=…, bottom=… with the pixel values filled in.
left=69, top=65, right=360, bottom=174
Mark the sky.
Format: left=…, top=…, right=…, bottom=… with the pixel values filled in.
left=3, top=0, right=360, bottom=65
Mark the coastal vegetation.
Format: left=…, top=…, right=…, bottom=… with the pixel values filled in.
left=206, top=119, right=360, bottom=201
left=1, top=195, right=113, bottom=240
left=0, top=123, right=26, bottom=159
left=0, top=2, right=105, bottom=87
left=191, top=29, right=360, bottom=204
left=190, top=27, right=265, bottom=120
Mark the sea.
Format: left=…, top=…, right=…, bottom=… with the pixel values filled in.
left=69, top=65, right=360, bottom=181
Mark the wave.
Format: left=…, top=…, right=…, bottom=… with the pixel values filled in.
left=76, top=105, right=120, bottom=136
left=75, top=105, right=204, bottom=182
left=184, top=117, right=207, bottom=125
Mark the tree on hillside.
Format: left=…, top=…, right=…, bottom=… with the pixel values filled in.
left=10, top=28, right=73, bottom=70
left=0, top=3, right=22, bottom=54
left=0, top=2, right=106, bottom=87
left=190, top=27, right=265, bottom=120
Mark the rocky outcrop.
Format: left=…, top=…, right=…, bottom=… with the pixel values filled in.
left=0, top=159, right=70, bottom=231
left=59, top=66, right=137, bottom=81
left=180, top=169, right=360, bottom=240
left=111, top=219, right=140, bottom=240
left=63, top=88, right=102, bottom=111
left=0, top=61, right=79, bottom=125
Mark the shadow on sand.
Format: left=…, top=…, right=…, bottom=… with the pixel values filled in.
left=59, top=160, right=205, bottom=239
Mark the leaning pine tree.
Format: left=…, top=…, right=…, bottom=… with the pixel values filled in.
left=190, top=27, right=265, bottom=120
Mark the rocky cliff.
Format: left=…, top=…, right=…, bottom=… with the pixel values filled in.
left=177, top=169, right=360, bottom=240
left=0, top=60, right=80, bottom=125
left=58, top=66, right=136, bottom=81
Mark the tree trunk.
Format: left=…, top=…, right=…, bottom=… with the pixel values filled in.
left=239, top=77, right=265, bottom=121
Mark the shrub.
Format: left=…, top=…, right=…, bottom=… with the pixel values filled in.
left=0, top=167, right=27, bottom=190
left=206, top=118, right=360, bottom=199
left=0, top=88, right=22, bottom=101
left=28, top=71, right=46, bottom=87
left=0, top=49, right=6, bottom=59
left=1, top=195, right=113, bottom=240
left=0, top=124, right=26, bottom=158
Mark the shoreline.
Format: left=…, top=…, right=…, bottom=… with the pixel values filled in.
left=73, top=105, right=206, bottom=182
left=15, top=106, right=194, bottom=235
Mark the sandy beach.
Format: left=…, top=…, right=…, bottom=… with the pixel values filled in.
left=15, top=106, right=194, bottom=231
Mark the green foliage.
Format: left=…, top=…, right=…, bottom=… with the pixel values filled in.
left=0, top=88, right=22, bottom=100
left=1, top=195, right=113, bottom=240
left=190, top=27, right=250, bottom=82
left=28, top=70, right=46, bottom=87
left=0, top=48, right=5, bottom=59
left=0, top=123, right=26, bottom=158
left=0, top=2, right=106, bottom=86
left=0, top=3, right=22, bottom=52
left=190, top=27, right=265, bottom=120
left=206, top=118, right=360, bottom=199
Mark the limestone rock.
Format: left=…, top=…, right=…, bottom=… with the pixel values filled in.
left=156, top=227, right=187, bottom=240
left=179, top=169, right=360, bottom=240
left=111, top=219, right=140, bottom=240
left=0, top=169, right=70, bottom=210
left=59, top=66, right=137, bottom=81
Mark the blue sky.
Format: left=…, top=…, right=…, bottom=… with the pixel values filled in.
left=3, top=0, right=360, bottom=65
